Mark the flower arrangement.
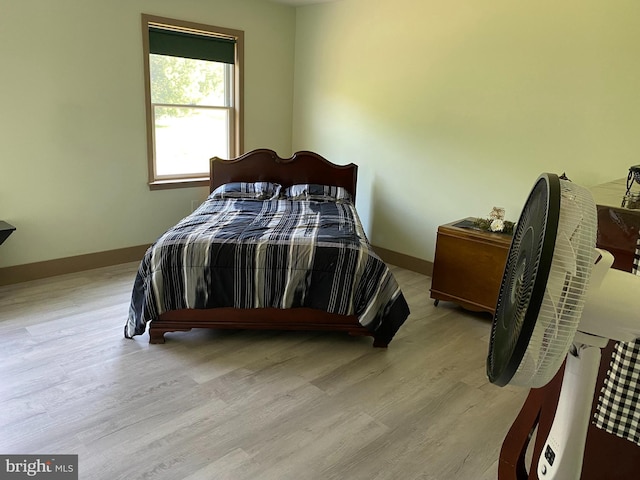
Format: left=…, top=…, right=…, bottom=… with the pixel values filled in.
left=474, top=207, right=515, bottom=235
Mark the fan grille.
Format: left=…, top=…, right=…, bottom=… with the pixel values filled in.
left=487, top=174, right=597, bottom=388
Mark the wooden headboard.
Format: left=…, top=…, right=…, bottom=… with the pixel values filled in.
left=210, top=149, right=358, bottom=201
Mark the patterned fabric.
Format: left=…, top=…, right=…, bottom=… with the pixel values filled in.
left=125, top=197, right=410, bottom=343
left=593, top=231, right=640, bottom=445
left=209, top=182, right=282, bottom=200
left=282, top=184, right=352, bottom=203
left=594, top=340, right=640, bottom=445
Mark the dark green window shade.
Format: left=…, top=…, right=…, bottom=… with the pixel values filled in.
left=149, top=27, right=236, bottom=64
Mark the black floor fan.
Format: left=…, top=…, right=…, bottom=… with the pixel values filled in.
left=486, top=173, right=640, bottom=479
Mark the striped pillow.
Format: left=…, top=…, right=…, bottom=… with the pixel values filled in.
left=283, top=184, right=352, bottom=203
left=209, top=182, right=282, bottom=200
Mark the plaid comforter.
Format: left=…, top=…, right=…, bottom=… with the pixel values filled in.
left=593, top=235, right=640, bottom=446
left=125, top=197, right=410, bottom=343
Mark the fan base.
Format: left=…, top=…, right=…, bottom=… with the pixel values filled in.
left=537, top=337, right=603, bottom=480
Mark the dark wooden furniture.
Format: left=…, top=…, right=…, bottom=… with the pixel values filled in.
left=590, top=177, right=640, bottom=272
left=147, top=149, right=390, bottom=347
left=0, top=221, right=16, bottom=246
left=430, top=218, right=511, bottom=315
left=209, top=149, right=358, bottom=202
left=498, top=178, right=640, bottom=479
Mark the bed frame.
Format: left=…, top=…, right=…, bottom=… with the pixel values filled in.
left=148, top=149, right=389, bottom=347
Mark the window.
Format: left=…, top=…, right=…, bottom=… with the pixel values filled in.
left=142, top=14, right=244, bottom=189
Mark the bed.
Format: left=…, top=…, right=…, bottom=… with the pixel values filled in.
left=125, top=149, right=410, bottom=347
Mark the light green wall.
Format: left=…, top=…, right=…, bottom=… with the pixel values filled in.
left=0, top=0, right=295, bottom=268
left=4, top=0, right=639, bottom=270
left=293, top=0, right=640, bottom=262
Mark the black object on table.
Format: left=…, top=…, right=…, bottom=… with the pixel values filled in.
left=0, top=221, right=16, bottom=246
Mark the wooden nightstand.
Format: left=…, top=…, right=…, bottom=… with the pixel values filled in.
left=430, top=218, right=511, bottom=315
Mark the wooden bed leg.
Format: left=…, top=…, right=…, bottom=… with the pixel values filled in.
left=372, top=337, right=389, bottom=348
left=149, top=329, right=167, bottom=344
left=148, top=326, right=194, bottom=344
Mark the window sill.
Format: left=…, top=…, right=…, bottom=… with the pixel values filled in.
left=149, top=178, right=209, bottom=190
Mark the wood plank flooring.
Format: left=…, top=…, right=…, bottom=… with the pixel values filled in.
left=0, top=263, right=528, bottom=480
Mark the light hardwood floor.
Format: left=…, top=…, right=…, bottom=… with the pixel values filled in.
left=0, top=263, right=528, bottom=480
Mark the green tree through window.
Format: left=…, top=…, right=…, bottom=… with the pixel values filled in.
left=150, top=55, right=225, bottom=111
